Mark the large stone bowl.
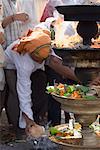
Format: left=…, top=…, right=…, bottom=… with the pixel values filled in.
left=51, top=94, right=100, bottom=150
left=52, top=93, right=100, bottom=126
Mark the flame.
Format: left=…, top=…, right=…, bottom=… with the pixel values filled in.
left=54, top=17, right=66, bottom=47
left=53, top=18, right=82, bottom=48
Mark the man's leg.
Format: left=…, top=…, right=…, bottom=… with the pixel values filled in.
left=5, top=69, right=20, bottom=128
left=45, top=66, right=62, bottom=126
left=0, top=86, right=7, bottom=116
left=31, top=70, right=48, bottom=125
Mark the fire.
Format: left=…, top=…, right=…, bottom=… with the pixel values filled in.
left=53, top=17, right=82, bottom=48
left=54, top=17, right=66, bottom=48
left=53, top=18, right=100, bottom=48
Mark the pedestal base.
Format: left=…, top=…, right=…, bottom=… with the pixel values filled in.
left=58, top=132, right=100, bottom=150
left=51, top=94, right=100, bottom=149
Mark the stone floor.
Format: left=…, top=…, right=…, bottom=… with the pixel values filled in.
left=0, top=109, right=61, bottom=149
left=0, top=109, right=65, bottom=149
left=0, top=109, right=23, bottom=144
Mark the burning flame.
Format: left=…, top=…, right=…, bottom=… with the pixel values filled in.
left=53, top=17, right=82, bottom=48
left=54, top=17, right=66, bottom=47
left=53, top=17, right=100, bottom=48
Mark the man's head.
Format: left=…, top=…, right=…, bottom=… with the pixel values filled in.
left=16, top=28, right=51, bottom=63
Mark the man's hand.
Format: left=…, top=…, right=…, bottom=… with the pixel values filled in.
left=0, top=32, right=5, bottom=44
left=90, top=76, right=100, bottom=86
left=22, top=112, right=45, bottom=137
left=28, top=123, right=45, bottom=138
left=2, top=13, right=29, bottom=28
left=14, top=13, right=29, bottom=22
left=25, top=119, right=35, bottom=135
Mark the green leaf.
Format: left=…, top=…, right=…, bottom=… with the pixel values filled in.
left=49, top=127, right=59, bottom=135
left=78, top=85, right=89, bottom=93
left=67, top=85, right=75, bottom=93
left=64, top=93, right=71, bottom=97
left=46, top=86, right=55, bottom=93
left=84, top=95, right=96, bottom=100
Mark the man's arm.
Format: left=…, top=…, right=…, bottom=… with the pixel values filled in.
left=48, top=55, right=79, bottom=82
left=15, top=55, right=34, bottom=129
left=2, top=13, right=29, bottom=28
left=0, top=31, right=5, bottom=44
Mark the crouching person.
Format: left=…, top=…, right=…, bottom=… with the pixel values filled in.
left=4, top=28, right=78, bottom=137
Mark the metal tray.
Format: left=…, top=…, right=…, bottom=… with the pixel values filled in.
left=56, top=5, right=100, bottom=21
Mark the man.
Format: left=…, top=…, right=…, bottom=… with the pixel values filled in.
left=1, top=0, right=29, bottom=127
left=2, top=0, right=29, bottom=49
left=5, top=28, right=79, bottom=136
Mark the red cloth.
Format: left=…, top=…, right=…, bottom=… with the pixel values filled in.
left=40, top=3, right=55, bottom=22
